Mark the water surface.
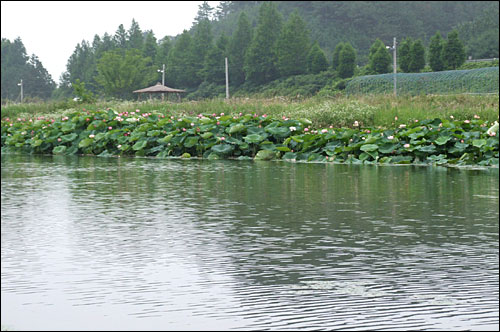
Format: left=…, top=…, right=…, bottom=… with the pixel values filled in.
left=1, top=154, right=498, bottom=331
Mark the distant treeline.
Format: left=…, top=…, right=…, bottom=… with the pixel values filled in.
left=1, top=1, right=498, bottom=102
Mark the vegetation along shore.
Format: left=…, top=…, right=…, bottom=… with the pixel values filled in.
left=1, top=95, right=498, bottom=167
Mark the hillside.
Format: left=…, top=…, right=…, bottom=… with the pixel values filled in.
left=210, top=1, right=499, bottom=63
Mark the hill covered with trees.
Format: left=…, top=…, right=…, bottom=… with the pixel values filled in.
left=211, top=1, right=499, bottom=63
left=1, top=1, right=498, bottom=102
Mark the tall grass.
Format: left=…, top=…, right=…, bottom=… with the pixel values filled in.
left=1, top=94, right=498, bottom=129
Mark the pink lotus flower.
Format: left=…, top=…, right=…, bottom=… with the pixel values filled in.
left=108, top=126, right=112, bottom=130
left=404, top=143, right=410, bottom=148
left=57, top=138, right=62, bottom=142
left=304, top=128, right=309, bottom=132
left=220, top=136, right=225, bottom=141
left=387, top=135, right=394, bottom=140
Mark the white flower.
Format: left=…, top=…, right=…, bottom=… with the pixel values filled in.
left=289, top=126, right=297, bottom=131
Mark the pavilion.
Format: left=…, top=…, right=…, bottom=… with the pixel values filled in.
left=133, top=82, right=186, bottom=101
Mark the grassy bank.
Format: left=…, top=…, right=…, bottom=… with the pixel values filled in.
left=1, top=94, right=498, bottom=129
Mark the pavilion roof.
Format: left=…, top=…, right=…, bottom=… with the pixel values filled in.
left=133, top=82, right=186, bottom=93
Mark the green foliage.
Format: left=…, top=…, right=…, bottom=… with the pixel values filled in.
left=346, top=67, right=499, bottom=95
left=429, top=31, right=445, bottom=72
left=409, top=39, right=426, bottom=73
left=307, top=42, right=329, bottom=74
left=191, top=19, right=214, bottom=86
left=1, top=38, right=56, bottom=101
left=337, top=42, right=356, bottom=79
left=3, top=108, right=497, bottom=167
left=443, top=30, right=466, bottom=70
left=244, top=2, right=283, bottom=84
left=96, top=49, right=156, bottom=99
left=72, top=79, right=95, bottom=103
left=368, top=39, right=391, bottom=74
left=228, top=12, right=253, bottom=87
left=167, top=30, right=195, bottom=88
left=202, top=35, right=227, bottom=85
left=456, top=6, right=499, bottom=59
left=212, top=2, right=497, bottom=67
left=398, top=37, right=412, bottom=73
left=331, top=42, right=344, bottom=71
left=276, top=10, right=311, bottom=77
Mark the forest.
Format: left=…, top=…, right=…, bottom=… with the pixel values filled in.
left=1, top=1, right=498, bottom=102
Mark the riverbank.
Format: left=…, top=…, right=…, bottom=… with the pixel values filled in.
left=1, top=106, right=498, bottom=166
left=1, top=94, right=499, bottom=129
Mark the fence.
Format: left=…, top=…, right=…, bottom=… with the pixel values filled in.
left=345, top=67, right=499, bottom=96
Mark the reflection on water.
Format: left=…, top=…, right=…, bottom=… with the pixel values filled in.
left=1, top=154, right=499, bottom=331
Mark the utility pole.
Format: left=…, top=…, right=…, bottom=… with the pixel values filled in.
left=225, top=57, right=229, bottom=99
left=393, top=37, right=397, bottom=97
left=158, top=64, right=165, bottom=101
left=17, top=79, right=23, bottom=103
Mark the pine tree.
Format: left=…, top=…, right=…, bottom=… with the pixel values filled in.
left=142, top=31, right=157, bottom=65
left=307, top=42, right=328, bottom=74
left=228, top=12, right=252, bottom=86
left=398, top=37, right=412, bottom=73
left=113, top=24, right=128, bottom=49
left=190, top=19, right=214, bottom=86
left=276, top=10, right=310, bottom=77
left=442, top=30, right=466, bottom=70
left=368, top=39, right=391, bottom=74
left=429, top=31, right=445, bottom=72
left=409, top=39, right=425, bottom=72
left=127, top=19, right=143, bottom=50
left=337, top=42, right=356, bottom=78
left=244, top=2, right=283, bottom=84
left=331, top=42, right=344, bottom=71
left=166, top=30, right=195, bottom=88
left=155, top=37, right=172, bottom=70
left=202, top=34, right=228, bottom=84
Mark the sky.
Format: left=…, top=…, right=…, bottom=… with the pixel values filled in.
left=1, top=1, right=220, bottom=84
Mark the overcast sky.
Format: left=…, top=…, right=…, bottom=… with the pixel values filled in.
left=1, top=1, right=220, bottom=84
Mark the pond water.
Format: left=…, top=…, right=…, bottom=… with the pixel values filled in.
left=1, top=154, right=498, bottom=331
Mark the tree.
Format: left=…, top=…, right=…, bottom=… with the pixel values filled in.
left=368, top=39, right=391, bottom=74
left=190, top=19, right=214, bottom=86
left=442, top=30, right=466, bottom=70
left=62, top=40, right=98, bottom=94
left=96, top=49, right=156, bottom=99
left=398, top=37, right=412, bottom=73
left=127, top=19, right=143, bottom=50
left=307, top=42, right=329, bottom=74
left=276, top=10, right=310, bottom=77
left=113, top=24, right=128, bottom=49
left=228, top=12, right=252, bottom=86
left=1, top=38, right=55, bottom=101
left=331, top=42, right=344, bottom=71
left=428, top=31, right=445, bottom=72
left=194, top=1, right=214, bottom=24
left=244, top=2, right=283, bottom=84
left=142, top=31, right=158, bottom=64
left=202, top=34, right=228, bottom=84
left=155, top=37, right=172, bottom=70
left=337, top=42, right=356, bottom=78
left=166, top=30, right=195, bottom=88
left=409, top=39, right=425, bottom=72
